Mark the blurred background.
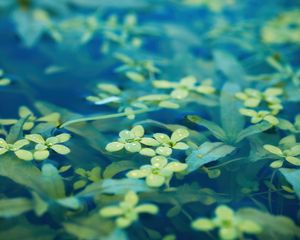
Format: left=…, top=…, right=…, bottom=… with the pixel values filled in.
left=0, top=0, right=299, bottom=117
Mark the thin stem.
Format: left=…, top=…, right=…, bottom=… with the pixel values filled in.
left=181, top=208, right=193, bottom=221
left=59, top=108, right=156, bottom=128
left=268, top=170, right=277, bottom=213
left=135, top=119, right=169, bottom=129
left=206, top=232, right=217, bottom=240
left=249, top=196, right=266, bottom=210
left=249, top=189, right=282, bottom=197
left=207, top=157, right=245, bottom=170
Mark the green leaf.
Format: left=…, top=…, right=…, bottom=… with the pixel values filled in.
left=186, top=142, right=235, bottom=172
left=125, top=71, right=145, bottom=82
left=237, top=208, right=300, bottom=238
left=0, top=221, right=55, bottom=240
left=31, top=123, right=56, bottom=135
left=15, top=149, right=33, bottom=161
left=166, top=205, right=181, bottom=218
left=73, top=180, right=88, bottom=190
left=248, top=135, right=271, bottom=162
left=56, top=197, right=81, bottom=210
left=50, top=144, right=71, bottom=155
left=220, top=82, right=245, bottom=143
left=0, top=154, right=43, bottom=192
left=0, top=198, right=33, bottom=217
left=106, top=142, right=124, bottom=152
left=34, top=101, right=79, bottom=124
left=213, top=50, right=246, bottom=85
left=6, top=117, right=29, bottom=144
left=63, top=212, right=116, bottom=239
left=12, top=10, right=46, bottom=47
left=31, top=192, right=48, bottom=216
left=146, top=183, right=226, bottom=205
left=192, top=218, right=215, bottom=231
left=263, top=145, right=283, bottom=156
left=63, top=223, right=101, bottom=240
left=103, top=160, right=137, bottom=179
left=40, top=164, right=66, bottom=199
left=277, top=119, right=296, bottom=132
left=187, top=115, right=226, bottom=141
left=207, top=168, right=221, bottom=179
left=280, top=168, right=300, bottom=199
left=236, top=121, right=272, bottom=143
left=78, top=179, right=151, bottom=197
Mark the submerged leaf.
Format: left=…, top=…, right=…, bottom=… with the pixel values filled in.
left=280, top=168, right=300, bottom=199
left=40, top=164, right=66, bottom=199
left=187, top=115, right=226, bottom=141
left=78, top=178, right=151, bottom=196
left=237, top=208, right=300, bottom=238
left=103, top=161, right=137, bottom=179
left=220, top=82, right=245, bottom=143
left=186, top=142, right=235, bottom=172
left=6, top=117, right=30, bottom=144
left=0, top=198, right=33, bottom=217
left=236, top=121, right=272, bottom=143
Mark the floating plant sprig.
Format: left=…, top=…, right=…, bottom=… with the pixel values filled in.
left=149, top=128, right=190, bottom=156
left=99, top=191, right=158, bottom=228
left=99, top=13, right=146, bottom=52
left=0, top=69, right=11, bottom=86
left=236, top=87, right=283, bottom=125
left=246, top=56, right=300, bottom=87
left=73, top=167, right=102, bottom=190
left=138, top=94, right=181, bottom=109
left=180, top=0, right=236, bottom=12
left=278, top=114, right=300, bottom=133
left=126, top=156, right=187, bottom=187
left=25, top=133, right=71, bottom=160
left=136, top=77, right=217, bottom=110
left=192, top=205, right=261, bottom=240
left=0, top=138, right=33, bottom=161
left=235, top=87, right=283, bottom=114
left=114, top=53, right=161, bottom=83
left=105, top=126, right=189, bottom=187
left=261, top=10, right=300, bottom=44
left=86, top=83, right=122, bottom=105
left=0, top=106, right=60, bottom=130
left=105, top=125, right=189, bottom=157
left=85, top=82, right=150, bottom=119
left=47, top=12, right=156, bottom=51
left=2, top=1, right=157, bottom=49
left=87, top=90, right=176, bottom=114
left=263, top=135, right=300, bottom=168
left=105, top=125, right=146, bottom=153
left=153, top=75, right=216, bottom=100
left=239, top=109, right=279, bottom=125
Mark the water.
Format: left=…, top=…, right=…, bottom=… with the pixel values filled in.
left=0, top=1, right=300, bottom=240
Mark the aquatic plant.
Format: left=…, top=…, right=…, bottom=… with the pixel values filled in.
left=192, top=205, right=262, bottom=240
left=25, top=133, right=71, bottom=160
left=181, top=0, right=235, bottom=12
left=0, top=106, right=60, bottom=130
left=263, top=135, right=300, bottom=168
left=0, top=138, right=32, bottom=160
left=0, top=69, right=11, bottom=86
left=99, top=191, right=158, bottom=228
left=0, top=0, right=300, bottom=240
left=261, top=10, right=300, bottom=44
left=127, top=156, right=187, bottom=187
